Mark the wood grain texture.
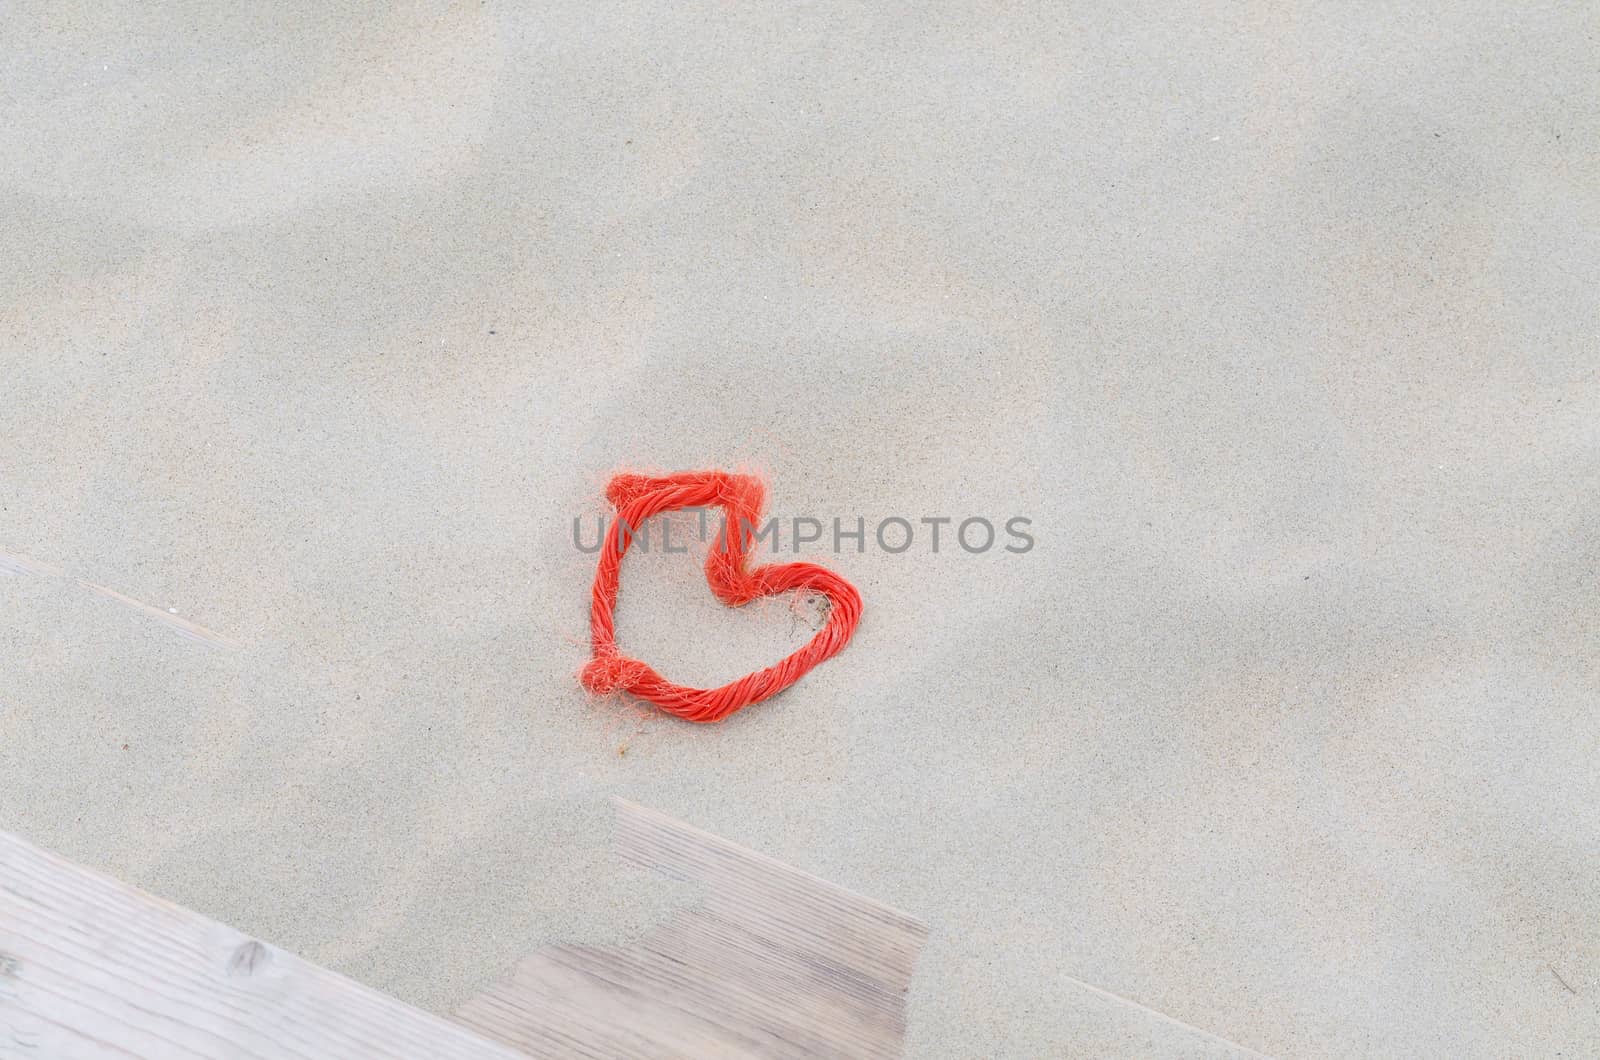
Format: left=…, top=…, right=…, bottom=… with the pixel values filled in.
left=455, top=799, right=927, bottom=1059
left=0, top=830, right=522, bottom=1060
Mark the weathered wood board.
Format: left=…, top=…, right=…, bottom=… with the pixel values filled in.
left=0, top=828, right=524, bottom=1058
left=0, top=800, right=926, bottom=1058
left=455, top=799, right=927, bottom=1058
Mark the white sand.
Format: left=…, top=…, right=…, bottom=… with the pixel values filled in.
left=3, top=3, right=1597, bottom=1055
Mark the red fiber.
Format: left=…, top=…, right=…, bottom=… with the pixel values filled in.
left=580, top=470, right=863, bottom=723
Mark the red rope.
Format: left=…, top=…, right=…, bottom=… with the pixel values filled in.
left=580, top=470, right=863, bottom=723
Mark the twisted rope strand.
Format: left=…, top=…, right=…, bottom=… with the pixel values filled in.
left=580, top=470, right=863, bottom=723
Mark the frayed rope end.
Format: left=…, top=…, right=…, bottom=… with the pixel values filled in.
left=580, top=654, right=650, bottom=696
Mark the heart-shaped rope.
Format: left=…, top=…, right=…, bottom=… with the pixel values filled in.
left=580, top=470, right=863, bottom=723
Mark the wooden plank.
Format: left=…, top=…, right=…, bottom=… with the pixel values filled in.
left=0, top=830, right=523, bottom=1060
left=455, top=799, right=927, bottom=1059
left=0, top=801, right=927, bottom=1059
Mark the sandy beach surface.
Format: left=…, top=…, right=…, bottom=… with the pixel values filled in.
left=3, top=3, right=1597, bottom=1055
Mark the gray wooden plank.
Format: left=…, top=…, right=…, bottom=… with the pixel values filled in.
left=455, top=799, right=927, bottom=1059
left=0, top=830, right=523, bottom=1060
